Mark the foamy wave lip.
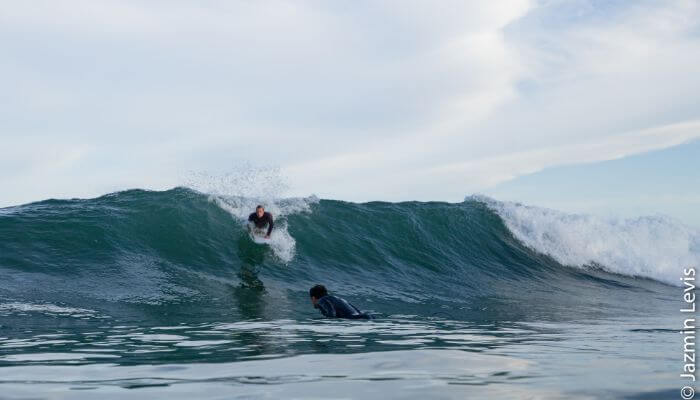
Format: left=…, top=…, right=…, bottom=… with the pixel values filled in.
left=470, top=195, right=700, bottom=286
left=210, top=194, right=318, bottom=222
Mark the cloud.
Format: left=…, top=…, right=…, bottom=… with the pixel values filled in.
left=0, top=1, right=698, bottom=207
left=286, top=119, right=700, bottom=201
left=286, top=1, right=700, bottom=200
left=420, top=119, right=700, bottom=194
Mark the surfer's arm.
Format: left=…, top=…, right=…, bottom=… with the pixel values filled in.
left=348, top=302, right=372, bottom=319
left=317, top=299, right=336, bottom=318
left=266, top=214, right=274, bottom=236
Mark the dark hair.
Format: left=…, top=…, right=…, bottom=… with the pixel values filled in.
left=309, top=284, right=327, bottom=299
left=256, top=205, right=264, bottom=210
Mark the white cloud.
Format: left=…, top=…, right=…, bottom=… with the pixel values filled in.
left=418, top=119, right=700, bottom=196
left=286, top=120, right=700, bottom=201
left=0, top=1, right=698, bottom=208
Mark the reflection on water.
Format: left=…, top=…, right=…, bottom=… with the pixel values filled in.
left=0, top=317, right=551, bottom=365
left=236, top=234, right=266, bottom=290
left=0, top=313, right=679, bottom=399
left=237, top=265, right=265, bottom=290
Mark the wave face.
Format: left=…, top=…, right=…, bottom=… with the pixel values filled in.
left=0, top=188, right=690, bottom=321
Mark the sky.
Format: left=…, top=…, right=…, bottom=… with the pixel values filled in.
left=1, top=1, right=699, bottom=223
left=485, top=138, right=700, bottom=227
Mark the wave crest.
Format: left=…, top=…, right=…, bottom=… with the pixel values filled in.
left=474, top=195, right=700, bottom=286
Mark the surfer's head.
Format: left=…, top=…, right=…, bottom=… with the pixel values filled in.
left=256, top=205, right=264, bottom=218
left=309, top=284, right=328, bottom=306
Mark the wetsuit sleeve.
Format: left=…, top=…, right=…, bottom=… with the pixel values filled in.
left=266, top=213, right=274, bottom=236
left=248, top=213, right=254, bottom=222
left=317, top=299, right=336, bottom=318
left=348, top=302, right=362, bottom=314
left=349, top=302, right=372, bottom=319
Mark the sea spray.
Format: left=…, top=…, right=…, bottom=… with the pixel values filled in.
left=182, top=167, right=317, bottom=263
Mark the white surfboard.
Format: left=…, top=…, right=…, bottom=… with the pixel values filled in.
left=249, top=227, right=271, bottom=245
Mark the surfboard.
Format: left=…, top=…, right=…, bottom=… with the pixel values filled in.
left=249, top=228, right=271, bottom=245
left=250, top=234, right=270, bottom=245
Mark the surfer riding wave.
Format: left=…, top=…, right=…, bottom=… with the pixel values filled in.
left=248, top=205, right=274, bottom=239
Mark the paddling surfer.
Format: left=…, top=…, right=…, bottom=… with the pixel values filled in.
left=309, top=284, right=372, bottom=319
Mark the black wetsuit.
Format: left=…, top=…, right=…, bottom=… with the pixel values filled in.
left=248, top=212, right=274, bottom=236
left=315, top=295, right=371, bottom=319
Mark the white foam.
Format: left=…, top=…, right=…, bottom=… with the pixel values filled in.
left=131, top=334, right=187, bottom=342
left=183, top=167, right=317, bottom=263
left=212, top=195, right=316, bottom=262
left=0, top=302, right=97, bottom=317
left=473, top=195, right=700, bottom=286
left=0, top=352, right=119, bottom=362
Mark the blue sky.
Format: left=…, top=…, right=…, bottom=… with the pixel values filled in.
left=485, top=139, right=700, bottom=227
left=1, top=0, right=698, bottom=223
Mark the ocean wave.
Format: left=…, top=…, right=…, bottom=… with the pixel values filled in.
left=474, top=195, right=699, bottom=286
left=0, top=187, right=682, bottom=314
